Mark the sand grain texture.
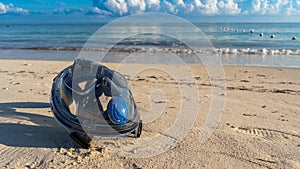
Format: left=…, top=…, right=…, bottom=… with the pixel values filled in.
left=0, top=60, right=299, bottom=168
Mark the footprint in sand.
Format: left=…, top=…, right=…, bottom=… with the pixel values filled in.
left=278, top=118, right=289, bottom=122
left=23, top=63, right=32, bottom=66
left=17, top=70, right=26, bottom=74
left=234, top=127, right=275, bottom=138
left=256, top=74, right=266, bottom=77
left=146, top=75, right=158, bottom=79
left=242, top=113, right=257, bottom=117
left=231, top=126, right=300, bottom=140
left=136, top=78, right=145, bottom=81
left=195, top=76, right=201, bottom=80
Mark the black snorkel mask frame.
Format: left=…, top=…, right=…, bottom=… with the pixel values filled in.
left=50, top=59, right=142, bottom=148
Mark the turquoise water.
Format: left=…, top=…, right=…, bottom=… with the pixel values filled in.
left=0, top=22, right=300, bottom=67
left=207, top=23, right=300, bottom=50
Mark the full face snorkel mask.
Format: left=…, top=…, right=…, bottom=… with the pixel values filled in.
left=50, top=59, right=142, bottom=148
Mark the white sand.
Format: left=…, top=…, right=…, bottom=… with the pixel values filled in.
left=0, top=60, right=299, bottom=168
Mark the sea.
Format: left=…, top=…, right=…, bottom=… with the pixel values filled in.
left=1, top=22, right=300, bottom=68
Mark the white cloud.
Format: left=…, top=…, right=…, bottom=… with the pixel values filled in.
left=145, top=0, right=160, bottom=10
left=252, top=0, right=269, bottom=15
left=175, top=0, right=186, bottom=7
left=105, top=0, right=128, bottom=16
left=218, top=0, right=241, bottom=15
left=55, top=1, right=66, bottom=6
left=251, top=0, right=294, bottom=15
left=162, top=0, right=177, bottom=13
left=0, top=3, right=6, bottom=14
left=54, top=8, right=84, bottom=15
left=269, top=0, right=289, bottom=14
left=92, top=0, right=299, bottom=16
left=85, top=7, right=112, bottom=16
left=286, top=3, right=300, bottom=15
left=200, top=0, right=219, bottom=15
left=286, top=4, right=294, bottom=15
left=194, top=0, right=204, bottom=7
left=0, top=2, right=28, bottom=15
left=127, top=0, right=146, bottom=13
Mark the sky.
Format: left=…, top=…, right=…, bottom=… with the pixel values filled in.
left=0, top=0, right=300, bottom=22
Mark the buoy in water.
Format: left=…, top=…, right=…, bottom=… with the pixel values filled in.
left=292, top=37, right=297, bottom=40
left=260, top=33, right=264, bottom=37
left=250, top=29, right=254, bottom=33
left=271, top=35, right=275, bottom=39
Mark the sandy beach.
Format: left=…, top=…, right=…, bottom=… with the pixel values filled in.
left=0, top=59, right=299, bottom=168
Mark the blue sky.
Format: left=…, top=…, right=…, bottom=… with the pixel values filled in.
left=1, top=0, right=300, bottom=22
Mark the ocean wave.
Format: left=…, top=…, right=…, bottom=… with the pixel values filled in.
left=215, top=48, right=300, bottom=55
left=4, top=46, right=300, bottom=56
left=20, top=47, right=83, bottom=51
